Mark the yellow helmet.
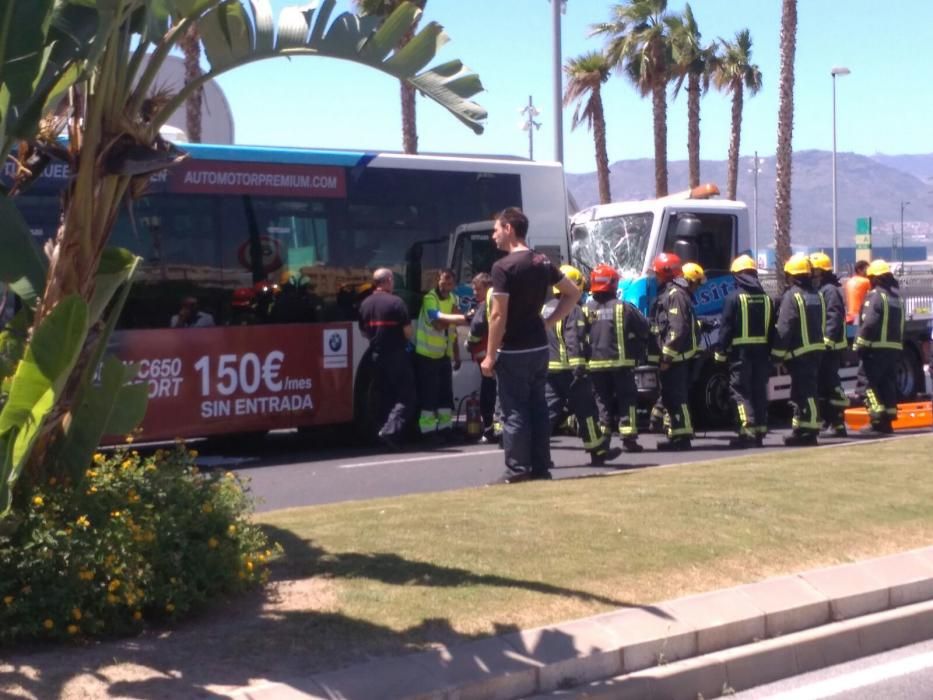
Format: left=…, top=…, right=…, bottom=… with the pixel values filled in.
left=783, top=253, right=812, bottom=277
left=730, top=254, right=757, bottom=274
left=867, top=259, right=891, bottom=277
left=682, top=262, right=706, bottom=284
left=555, top=264, right=585, bottom=294
left=809, top=252, right=833, bottom=272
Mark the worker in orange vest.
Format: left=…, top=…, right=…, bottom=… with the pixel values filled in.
left=844, top=260, right=870, bottom=325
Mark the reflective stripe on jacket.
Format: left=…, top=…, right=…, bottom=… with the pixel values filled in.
left=772, top=281, right=826, bottom=360
left=585, top=296, right=650, bottom=369
left=818, top=278, right=848, bottom=349
left=544, top=299, right=587, bottom=370
left=656, top=280, right=698, bottom=363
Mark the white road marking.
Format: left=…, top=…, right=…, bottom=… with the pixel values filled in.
left=339, top=449, right=501, bottom=469
left=763, top=650, right=933, bottom=699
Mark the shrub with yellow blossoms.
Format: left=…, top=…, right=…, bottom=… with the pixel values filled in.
left=0, top=445, right=276, bottom=644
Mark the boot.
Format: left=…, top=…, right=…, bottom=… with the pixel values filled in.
left=622, top=438, right=644, bottom=453
left=859, top=422, right=893, bottom=438
left=783, top=432, right=818, bottom=447
left=657, top=438, right=691, bottom=452
left=820, top=424, right=848, bottom=439
left=728, top=434, right=757, bottom=449
left=590, top=446, right=623, bottom=466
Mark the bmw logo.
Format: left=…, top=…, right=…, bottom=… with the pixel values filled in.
left=328, top=333, right=343, bottom=352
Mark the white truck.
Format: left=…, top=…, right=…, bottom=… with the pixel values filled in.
left=568, top=185, right=933, bottom=426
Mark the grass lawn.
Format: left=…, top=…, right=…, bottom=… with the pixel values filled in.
left=256, top=434, right=933, bottom=662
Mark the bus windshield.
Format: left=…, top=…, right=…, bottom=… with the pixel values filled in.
left=570, top=212, right=653, bottom=277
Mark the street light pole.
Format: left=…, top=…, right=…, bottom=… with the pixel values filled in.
left=748, top=151, right=762, bottom=262
left=900, top=200, right=910, bottom=270
left=831, top=66, right=850, bottom=268
left=551, top=0, right=566, bottom=163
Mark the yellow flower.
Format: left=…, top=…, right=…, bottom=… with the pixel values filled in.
left=32, top=495, right=44, bottom=507
left=110, top=510, right=122, bottom=519
left=93, top=453, right=105, bottom=464
left=227, top=524, right=237, bottom=536
left=127, top=489, right=140, bottom=503
left=208, top=537, right=219, bottom=549
left=133, top=610, right=142, bottom=621
left=125, top=435, right=134, bottom=444
left=78, top=569, right=94, bottom=581
left=106, top=594, right=119, bottom=605
left=85, top=469, right=97, bottom=478
left=225, top=471, right=235, bottom=480
left=165, top=603, right=175, bottom=613
left=125, top=593, right=136, bottom=606
left=75, top=515, right=90, bottom=529
left=67, top=624, right=79, bottom=635
left=121, top=459, right=133, bottom=470
left=245, top=560, right=254, bottom=573
left=43, top=619, right=54, bottom=630
left=3, top=596, right=13, bottom=605
left=71, top=608, right=82, bottom=621
left=108, top=579, right=121, bottom=592
left=201, top=503, right=213, bottom=513
left=86, top=486, right=98, bottom=495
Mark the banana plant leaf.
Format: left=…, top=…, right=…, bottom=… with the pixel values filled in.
left=0, top=195, right=47, bottom=309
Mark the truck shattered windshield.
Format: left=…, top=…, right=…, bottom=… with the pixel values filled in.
left=570, top=212, right=654, bottom=278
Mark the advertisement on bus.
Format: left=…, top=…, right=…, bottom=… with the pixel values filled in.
left=106, top=323, right=354, bottom=442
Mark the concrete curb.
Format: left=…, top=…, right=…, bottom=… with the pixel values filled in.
left=225, top=546, right=933, bottom=700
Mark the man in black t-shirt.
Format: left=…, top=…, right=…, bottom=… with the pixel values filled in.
left=358, top=268, right=415, bottom=448
left=481, top=208, right=581, bottom=482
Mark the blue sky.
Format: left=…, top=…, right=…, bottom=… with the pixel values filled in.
left=215, top=0, right=933, bottom=175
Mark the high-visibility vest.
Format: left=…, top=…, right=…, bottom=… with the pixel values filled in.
left=416, top=288, right=457, bottom=359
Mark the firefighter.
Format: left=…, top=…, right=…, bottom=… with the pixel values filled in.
left=358, top=268, right=415, bottom=449
left=584, top=264, right=650, bottom=455
left=810, top=252, right=850, bottom=437
left=772, top=253, right=826, bottom=446
left=714, top=254, right=774, bottom=448
left=855, top=259, right=905, bottom=436
left=646, top=292, right=667, bottom=434
left=653, top=253, right=699, bottom=451
left=466, top=273, right=500, bottom=443
left=415, top=269, right=466, bottom=443
left=544, top=265, right=620, bottom=464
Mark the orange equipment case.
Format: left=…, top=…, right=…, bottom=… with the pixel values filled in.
left=844, top=401, right=933, bottom=432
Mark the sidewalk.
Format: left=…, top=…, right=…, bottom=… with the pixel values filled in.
left=226, top=546, right=933, bottom=700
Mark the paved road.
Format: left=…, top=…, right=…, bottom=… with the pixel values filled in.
left=733, top=638, right=933, bottom=699
left=191, top=426, right=900, bottom=512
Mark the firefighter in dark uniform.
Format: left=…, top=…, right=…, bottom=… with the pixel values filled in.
left=714, top=254, right=774, bottom=448
left=357, top=268, right=415, bottom=449
left=653, top=253, right=699, bottom=451
left=772, top=253, right=826, bottom=446
left=855, top=259, right=905, bottom=436
left=544, top=265, right=619, bottom=465
left=810, top=252, right=850, bottom=437
left=646, top=291, right=667, bottom=433
left=584, top=264, right=649, bottom=455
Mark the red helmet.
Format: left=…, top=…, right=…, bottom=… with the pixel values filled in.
left=589, top=264, right=620, bottom=294
left=652, top=252, right=683, bottom=284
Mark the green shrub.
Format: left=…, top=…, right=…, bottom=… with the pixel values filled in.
left=0, top=444, right=275, bottom=643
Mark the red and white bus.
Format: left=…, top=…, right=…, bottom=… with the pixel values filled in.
left=13, top=144, right=570, bottom=442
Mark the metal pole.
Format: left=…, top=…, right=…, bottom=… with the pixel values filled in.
left=753, top=151, right=759, bottom=261
left=900, top=201, right=909, bottom=269
left=831, top=73, right=838, bottom=268
left=551, top=0, right=564, bottom=163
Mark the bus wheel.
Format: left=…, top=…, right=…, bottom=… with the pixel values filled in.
left=896, top=347, right=923, bottom=400
left=690, top=363, right=732, bottom=429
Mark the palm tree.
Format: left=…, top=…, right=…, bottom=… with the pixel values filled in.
left=712, top=29, right=762, bottom=201
left=774, top=0, right=797, bottom=273
left=354, top=0, right=427, bottom=154
left=594, top=0, right=675, bottom=197
left=179, top=25, right=203, bottom=142
left=669, top=4, right=716, bottom=189
left=563, top=52, right=614, bottom=204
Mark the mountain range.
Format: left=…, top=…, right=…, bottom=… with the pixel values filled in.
left=565, top=151, right=933, bottom=253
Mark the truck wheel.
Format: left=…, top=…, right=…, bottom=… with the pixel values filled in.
left=895, top=347, right=923, bottom=400
left=690, top=363, right=733, bottom=429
